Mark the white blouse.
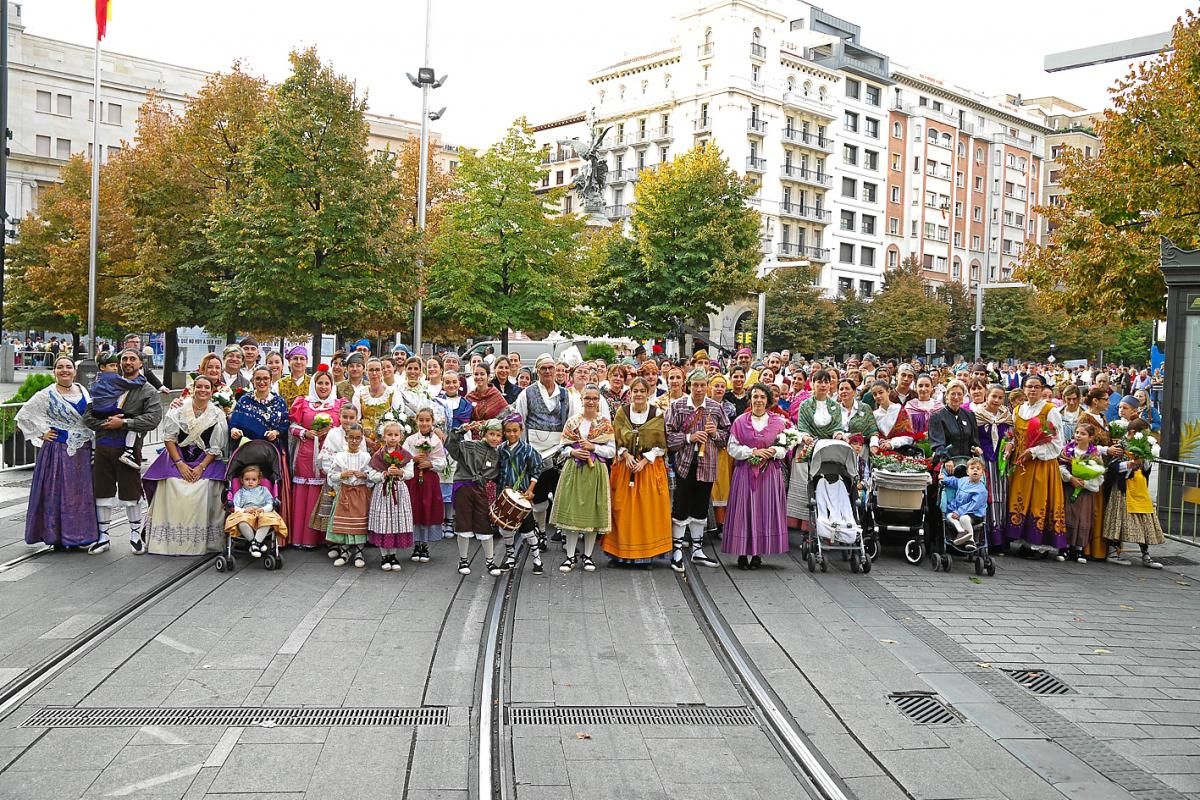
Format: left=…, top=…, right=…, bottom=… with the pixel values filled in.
left=728, top=414, right=787, bottom=461
left=616, top=406, right=664, bottom=463
left=559, top=417, right=617, bottom=460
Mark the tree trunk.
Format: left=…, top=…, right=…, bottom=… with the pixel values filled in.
left=164, top=327, right=179, bottom=389
left=71, top=331, right=81, bottom=360
left=225, top=331, right=237, bottom=346
left=311, top=322, right=324, bottom=367
left=501, top=326, right=509, bottom=356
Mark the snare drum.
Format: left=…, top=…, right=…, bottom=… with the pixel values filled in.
left=489, top=487, right=533, bottom=531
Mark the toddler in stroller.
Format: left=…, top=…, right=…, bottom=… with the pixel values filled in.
left=940, top=457, right=987, bottom=548
left=218, top=439, right=288, bottom=571
left=802, top=439, right=871, bottom=574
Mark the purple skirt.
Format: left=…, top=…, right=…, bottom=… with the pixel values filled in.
left=26, top=441, right=100, bottom=547
left=722, top=459, right=789, bottom=557
left=142, top=446, right=227, bottom=505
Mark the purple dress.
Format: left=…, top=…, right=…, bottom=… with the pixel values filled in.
left=722, top=412, right=790, bottom=557
left=16, top=385, right=100, bottom=547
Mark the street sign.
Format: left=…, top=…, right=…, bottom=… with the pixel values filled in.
left=925, top=338, right=937, bottom=355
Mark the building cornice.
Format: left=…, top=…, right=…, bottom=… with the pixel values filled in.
left=892, top=71, right=1053, bottom=135
left=13, top=62, right=194, bottom=102
left=590, top=49, right=681, bottom=84
left=778, top=52, right=841, bottom=83
left=679, top=0, right=785, bottom=24
left=531, top=112, right=587, bottom=132
left=20, top=32, right=210, bottom=80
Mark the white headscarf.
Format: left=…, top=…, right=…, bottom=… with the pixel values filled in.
left=305, top=367, right=340, bottom=411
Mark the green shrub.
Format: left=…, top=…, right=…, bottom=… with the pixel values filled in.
left=584, top=342, right=617, bottom=363
left=0, top=373, right=57, bottom=440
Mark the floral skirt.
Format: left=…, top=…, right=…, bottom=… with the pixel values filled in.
left=1102, top=485, right=1165, bottom=546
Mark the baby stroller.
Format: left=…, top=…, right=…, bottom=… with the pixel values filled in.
left=801, top=440, right=871, bottom=574
left=871, top=462, right=932, bottom=566
left=216, top=439, right=285, bottom=573
left=932, top=455, right=996, bottom=576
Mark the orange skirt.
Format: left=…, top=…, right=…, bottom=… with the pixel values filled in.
left=1006, top=458, right=1067, bottom=548
left=603, top=458, right=672, bottom=560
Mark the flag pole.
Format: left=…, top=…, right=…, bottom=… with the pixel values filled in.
left=86, top=34, right=101, bottom=357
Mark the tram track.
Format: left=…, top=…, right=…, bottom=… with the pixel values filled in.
left=0, top=544, right=52, bottom=573
left=0, top=553, right=221, bottom=723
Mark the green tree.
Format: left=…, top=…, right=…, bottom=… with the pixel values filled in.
left=207, top=48, right=411, bottom=363
left=937, top=281, right=975, bottom=359
left=863, top=257, right=948, bottom=357
left=428, top=119, right=585, bottom=353
left=832, top=289, right=870, bottom=358
left=589, top=145, right=762, bottom=348
left=1020, top=10, right=1200, bottom=323
left=1105, top=321, right=1153, bottom=365
left=753, top=264, right=837, bottom=354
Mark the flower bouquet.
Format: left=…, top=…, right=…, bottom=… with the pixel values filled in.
left=212, top=386, right=236, bottom=411
left=415, top=440, right=433, bottom=484
left=1069, top=456, right=1105, bottom=499
left=870, top=453, right=932, bottom=474
left=1107, top=419, right=1129, bottom=442
left=1123, top=430, right=1161, bottom=462
left=310, top=413, right=333, bottom=435
left=376, top=407, right=416, bottom=439
left=911, top=430, right=932, bottom=459
left=997, top=432, right=1013, bottom=477
left=382, top=449, right=409, bottom=504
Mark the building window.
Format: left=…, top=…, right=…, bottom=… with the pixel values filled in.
left=891, top=153, right=901, bottom=171
left=912, top=157, right=920, bottom=173
left=864, top=150, right=879, bottom=171
left=864, top=118, right=879, bottom=138
left=660, top=146, right=668, bottom=162
left=840, top=210, right=856, bottom=230
left=838, top=276, right=854, bottom=295
left=924, top=222, right=937, bottom=239
left=865, top=85, right=880, bottom=107
left=639, top=118, right=647, bottom=138
left=860, top=279, right=875, bottom=296
left=36, top=90, right=52, bottom=113
left=861, top=247, right=875, bottom=267
left=889, top=185, right=900, bottom=203
left=955, top=171, right=965, bottom=187
left=556, top=170, right=564, bottom=185
left=844, top=111, right=858, bottom=133
left=751, top=64, right=761, bottom=83
left=843, top=144, right=858, bottom=166
left=541, top=173, right=550, bottom=188
left=972, top=235, right=981, bottom=250
left=953, top=231, right=963, bottom=247
left=862, top=182, right=877, bottom=203
left=888, top=217, right=899, bottom=234
left=974, top=176, right=983, bottom=192
left=36, top=135, right=51, bottom=157
left=973, top=206, right=982, bottom=222
left=564, top=195, right=573, bottom=213
left=975, top=147, right=984, bottom=163
left=839, top=243, right=855, bottom=263
left=58, top=94, right=72, bottom=116
left=861, top=214, right=876, bottom=235
left=56, top=138, right=71, bottom=160
left=637, top=150, right=647, bottom=169
left=845, top=78, right=861, bottom=100
left=888, top=249, right=899, bottom=267
left=954, top=201, right=963, bottom=218
left=841, top=177, right=857, bottom=198
left=892, top=121, right=902, bottom=138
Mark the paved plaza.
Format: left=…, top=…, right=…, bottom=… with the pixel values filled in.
left=0, top=470, right=1198, bottom=799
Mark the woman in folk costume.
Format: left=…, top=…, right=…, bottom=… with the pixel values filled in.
left=289, top=366, right=345, bottom=548
left=724, top=384, right=791, bottom=570
left=707, top=375, right=737, bottom=530
left=665, top=369, right=731, bottom=572
left=605, top=377, right=672, bottom=565
left=229, top=366, right=292, bottom=528
left=467, top=363, right=511, bottom=422
left=277, top=346, right=311, bottom=409
left=15, top=356, right=102, bottom=551
left=1003, top=375, right=1067, bottom=556
left=973, top=384, right=1013, bottom=547
left=869, top=381, right=916, bottom=455
left=836, top=377, right=878, bottom=446
left=903, top=373, right=944, bottom=436
left=787, top=369, right=842, bottom=528
left=353, top=358, right=396, bottom=451
left=551, top=385, right=616, bottom=573
left=395, top=356, right=439, bottom=420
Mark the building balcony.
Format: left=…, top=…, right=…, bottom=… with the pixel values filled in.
left=745, top=196, right=762, bottom=208
left=650, top=126, right=673, bottom=142
left=698, top=42, right=714, bottom=59
left=606, top=204, right=632, bottom=220
left=779, top=203, right=831, bottom=223
left=746, top=156, right=766, bottom=173
left=750, top=42, right=766, bottom=59
left=778, top=243, right=830, bottom=262
left=993, top=132, right=1034, bottom=150
left=805, top=41, right=893, bottom=85
left=782, top=92, right=835, bottom=120
left=694, top=118, right=712, bottom=134
left=779, top=164, right=832, bottom=188
left=608, top=168, right=630, bottom=184
left=781, top=127, right=833, bottom=152
left=747, top=117, right=768, bottom=135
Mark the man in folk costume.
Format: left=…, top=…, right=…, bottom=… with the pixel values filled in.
left=82, top=349, right=164, bottom=554
left=239, top=336, right=261, bottom=383
left=666, top=368, right=731, bottom=571
left=512, top=354, right=572, bottom=539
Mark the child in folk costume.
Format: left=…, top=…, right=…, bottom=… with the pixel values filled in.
left=1102, top=416, right=1164, bottom=569
left=439, top=371, right=474, bottom=539
left=326, top=424, right=374, bottom=568
left=224, top=465, right=288, bottom=557
left=313, top=403, right=361, bottom=558
left=447, top=419, right=504, bottom=577
left=367, top=421, right=414, bottom=572
left=404, top=408, right=447, bottom=564
left=551, top=385, right=616, bottom=573
left=497, top=414, right=544, bottom=574
left=665, top=369, right=731, bottom=572
left=1059, top=423, right=1105, bottom=564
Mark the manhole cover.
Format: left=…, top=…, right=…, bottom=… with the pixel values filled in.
left=888, top=692, right=962, bottom=725
left=22, top=706, right=448, bottom=728
left=1003, top=669, right=1074, bottom=695
left=507, top=705, right=757, bottom=726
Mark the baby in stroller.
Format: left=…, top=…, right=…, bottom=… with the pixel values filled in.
left=226, top=466, right=287, bottom=557
left=940, top=457, right=987, bottom=548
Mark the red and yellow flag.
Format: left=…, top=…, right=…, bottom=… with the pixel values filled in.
left=96, top=0, right=112, bottom=41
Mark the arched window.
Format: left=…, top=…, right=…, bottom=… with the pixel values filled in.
left=752, top=28, right=761, bottom=44
left=893, top=121, right=902, bottom=138
left=704, top=28, right=713, bottom=44
left=941, top=132, right=952, bottom=148
left=786, top=76, right=795, bottom=93
left=803, top=80, right=812, bottom=97
left=928, top=127, right=939, bottom=140
left=818, top=85, right=827, bottom=102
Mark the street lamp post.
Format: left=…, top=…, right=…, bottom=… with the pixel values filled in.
left=406, top=0, right=447, bottom=357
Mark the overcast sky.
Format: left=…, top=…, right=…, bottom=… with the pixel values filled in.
left=20, top=0, right=1191, bottom=148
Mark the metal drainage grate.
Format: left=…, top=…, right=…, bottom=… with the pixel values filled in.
left=507, top=705, right=758, bottom=726
left=1156, top=555, right=1199, bottom=567
left=22, top=706, right=448, bottom=729
left=888, top=693, right=962, bottom=725
left=1003, top=669, right=1074, bottom=696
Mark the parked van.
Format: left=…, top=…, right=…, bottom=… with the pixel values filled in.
left=460, top=338, right=588, bottom=365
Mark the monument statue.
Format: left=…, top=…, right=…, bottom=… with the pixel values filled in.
left=558, top=113, right=612, bottom=218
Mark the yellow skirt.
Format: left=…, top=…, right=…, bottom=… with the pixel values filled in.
left=712, top=450, right=733, bottom=507
left=603, top=458, right=672, bottom=560
left=224, top=508, right=289, bottom=542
